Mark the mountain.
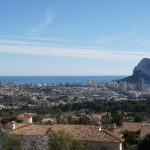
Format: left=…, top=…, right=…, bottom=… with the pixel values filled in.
left=122, top=58, right=150, bottom=84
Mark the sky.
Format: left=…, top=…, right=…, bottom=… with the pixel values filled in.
left=0, top=0, right=150, bottom=76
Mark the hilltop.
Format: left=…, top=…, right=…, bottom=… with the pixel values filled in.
left=122, top=58, right=150, bottom=84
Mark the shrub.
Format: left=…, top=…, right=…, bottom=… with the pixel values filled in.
left=48, top=130, right=85, bottom=150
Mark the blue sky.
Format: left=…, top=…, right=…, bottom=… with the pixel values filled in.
left=0, top=0, right=150, bottom=75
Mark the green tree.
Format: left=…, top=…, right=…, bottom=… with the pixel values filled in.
left=0, top=131, right=22, bottom=150
left=123, top=131, right=140, bottom=150
left=139, top=134, right=150, bottom=150
left=101, top=115, right=111, bottom=125
left=123, top=131, right=140, bottom=144
left=134, top=114, right=143, bottom=122
left=112, top=114, right=123, bottom=126
left=68, top=115, right=78, bottom=124
left=48, top=130, right=85, bottom=150
left=32, top=115, right=42, bottom=123
left=78, top=115, right=91, bottom=125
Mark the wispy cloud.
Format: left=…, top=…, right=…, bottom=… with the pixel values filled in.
left=0, top=35, right=107, bottom=50
left=136, top=40, right=150, bottom=47
left=94, top=30, right=139, bottom=44
left=94, top=36, right=117, bottom=44
left=30, top=10, right=53, bottom=36
left=0, top=35, right=82, bottom=44
left=0, top=39, right=149, bottom=61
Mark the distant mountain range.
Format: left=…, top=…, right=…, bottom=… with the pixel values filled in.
left=121, top=58, right=150, bottom=84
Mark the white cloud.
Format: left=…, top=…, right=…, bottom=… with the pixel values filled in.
left=44, top=10, right=53, bottom=22
left=94, top=36, right=117, bottom=44
left=136, top=40, right=150, bottom=47
left=94, top=30, right=139, bottom=44
left=0, top=41, right=149, bottom=61
left=0, top=35, right=80, bottom=45
left=30, top=10, right=53, bottom=36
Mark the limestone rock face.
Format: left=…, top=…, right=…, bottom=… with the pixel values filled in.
left=133, top=58, right=150, bottom=77
left=122, top=58, right=150, bottom=84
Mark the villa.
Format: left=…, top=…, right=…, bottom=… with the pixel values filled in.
left=10, top=122, right=124, bottom=150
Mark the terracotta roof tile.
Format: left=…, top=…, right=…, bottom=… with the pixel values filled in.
left=140, top=124, right=150, bottom=137
left=11, top=124, right=51, bottom=135
left=115, top=122, right=150, bottom=138
left=17, top=113, right=34, bottom=119
left=10, top=124, right=123, bottom=143
left=115, top=122, right=142, bottom=134
left=51, top=124, right=124, bottom=143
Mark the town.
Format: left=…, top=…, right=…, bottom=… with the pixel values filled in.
left=1, top=0, right=150, bottom=149
left=0, top=80, right=129, bottom=111
left=0, top=78, right=150, bottom=112
left=0, top=78, right=150, bottom=150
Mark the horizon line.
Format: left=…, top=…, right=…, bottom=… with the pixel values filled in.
left=0, top=75, right=128, bottom=77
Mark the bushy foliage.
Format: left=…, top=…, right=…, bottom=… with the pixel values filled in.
left=48, top=130, right=85, bottom=150
left=101, top=115, right=111, bottom=125
left=134, top=114, right=144, bottom=122
left=123, top=131, right=140, bottom=150
left=123, top=131, right=140, bottom=145
left=53, top=100, right=150, bottom=115
left=111, top=113, right=123, bottom=126
left=32, top=115, right=42, bottom=123
left=78, top=115, right=91, bottom=125
left=0, top=130, right=22, bottom=150
left=68, top=115, right=91, bottom=125
left=0, top=111, right=17, bottom=125
left=9, top=100, right=150, bottom=116
left=138, top=134, right=150, bottom=150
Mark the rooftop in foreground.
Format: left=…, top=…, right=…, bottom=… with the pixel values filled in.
left=10, top=124, right=124, bottom=143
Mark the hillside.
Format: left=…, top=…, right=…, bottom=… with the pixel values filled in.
left=122, top=58, right=150, bottom=84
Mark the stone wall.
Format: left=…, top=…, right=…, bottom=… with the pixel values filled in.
left=16, top=135, right=123, bottom=150
left=84, top=141, right=122, bottom=150
left=17, top=135, right=49, bottom=150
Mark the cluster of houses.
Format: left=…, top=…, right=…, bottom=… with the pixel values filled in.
left=0, top=112, right=146, bottom=150
left=0, top=83, right=130, bottom=113
left=8, top=113, right=123, bottom=150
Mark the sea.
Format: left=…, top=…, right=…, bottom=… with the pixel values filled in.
left=0, top=76, right=126, bottom=85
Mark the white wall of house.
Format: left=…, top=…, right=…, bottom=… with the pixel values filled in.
left=12, top=123, right=16, bottom=130
left=23, top=117, right=32, bottom=123
left=84, top=141, right=123, bottom=150
left=119, top=143, right=122, bottom=150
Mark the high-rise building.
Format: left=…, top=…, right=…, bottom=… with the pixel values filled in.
left=87, top=80, right=95, bottom=87
left=137, top=78, right=144, bottom=91
left=120, top=81, right=127, bottom=92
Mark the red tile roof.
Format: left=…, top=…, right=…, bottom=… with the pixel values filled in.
left=10, top=124, right=123, bottom=143
left=115, top=122, right=150, bottom=138
left=140, top=124, right=150, bottom=137
left=17, top=113, right=34, bottom=119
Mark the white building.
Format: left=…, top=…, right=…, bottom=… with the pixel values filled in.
left=17, top=113, right=34, bottom=124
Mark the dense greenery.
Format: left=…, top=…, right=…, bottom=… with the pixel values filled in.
left=111, top=113, right=123, bottom=126
left=0, top=130, right=22, bottom=150
left=48, top=130, right=85, bottom=150
left=1, top=100, right=150, bottom=126
left=138, top=134, right=150, bottom=150
left=32, top=115, right=42, bottom=123
left=68, top=115, right=91, bottom=125
left=52, top=100, right=150, bottom=115
left=4, top=100, right=150, bottom=116
left=134, top=114, right=144, bottom=122
left=123, top=131, right=150, bottom=150
left=123, top=131, right=140, bottom=150
left=0, top=111, right=17, bottom=126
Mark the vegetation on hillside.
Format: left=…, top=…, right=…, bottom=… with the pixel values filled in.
left=48, top=130, right=85, bottom=150
left=0, top=129, right=22, bottom=150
